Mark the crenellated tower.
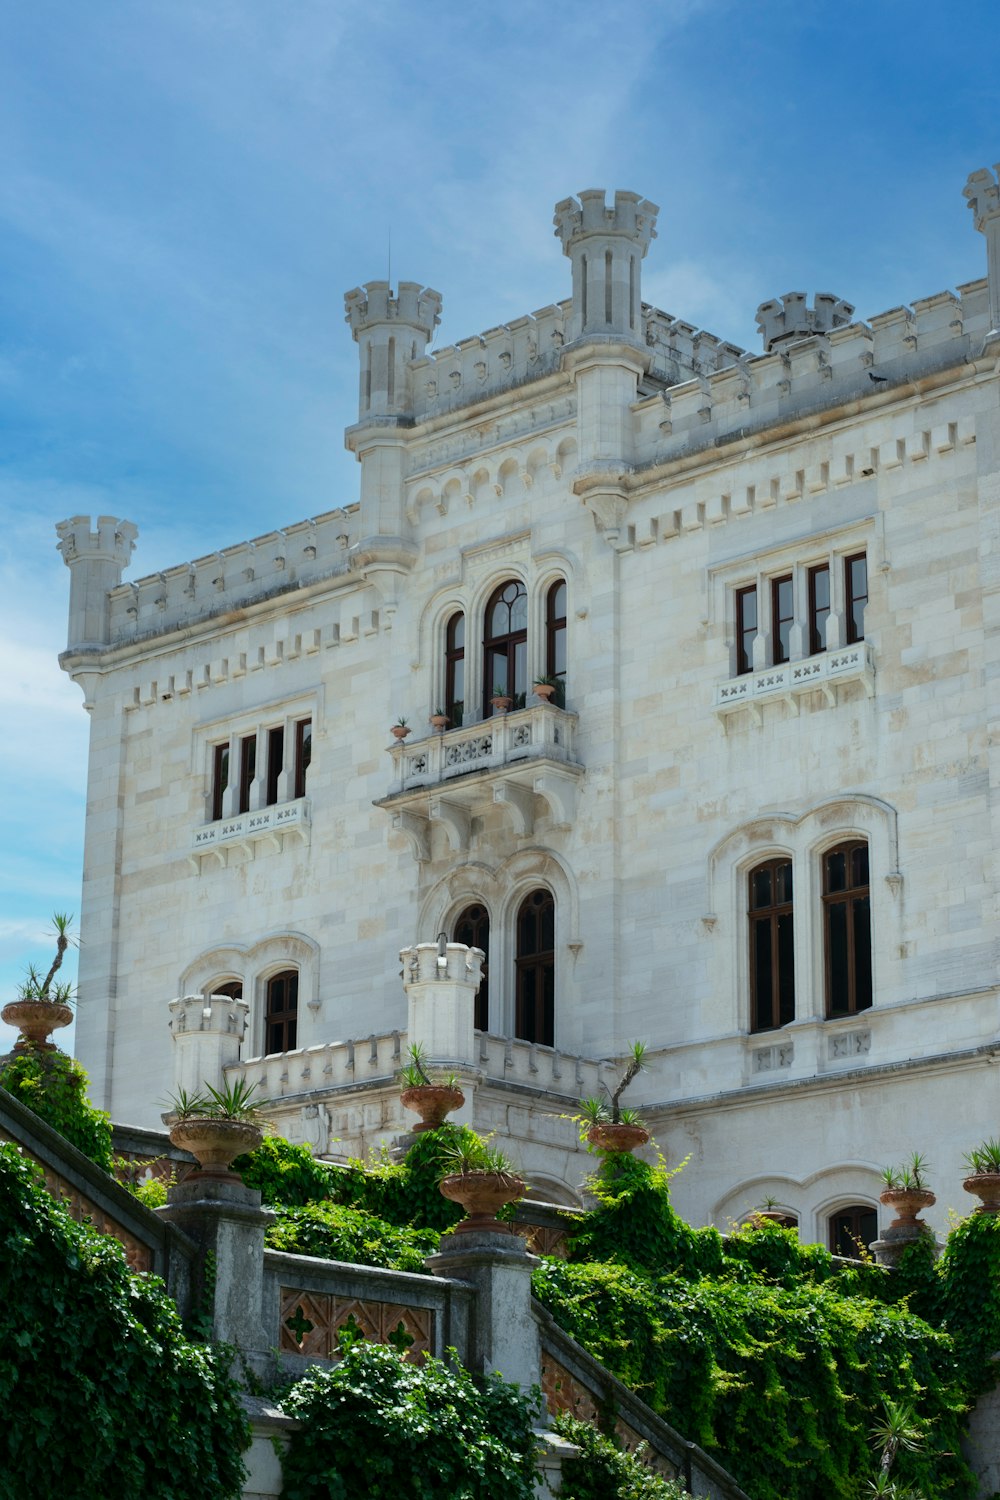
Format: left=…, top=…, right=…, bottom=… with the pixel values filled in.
left=56, top=514, right=137, bottom=653
left=343, top=281, right=442, bottom=619
left=964, top=165, right=1000, bottom=345
left=554, top=189, right=658, bottom=345
left=755, top=292, right=855, bottom=352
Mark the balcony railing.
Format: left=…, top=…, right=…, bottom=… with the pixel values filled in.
left=385, top=702, right=579, bottom=796
left=190, top=797, right=310, bottom=868
left=714, top=641, right=874, bottom=721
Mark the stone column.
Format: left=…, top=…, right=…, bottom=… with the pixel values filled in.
left=428, top=1225, right=541, bottom=1392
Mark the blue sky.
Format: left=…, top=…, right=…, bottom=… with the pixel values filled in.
left=1, top=0, right=997, bottom=1049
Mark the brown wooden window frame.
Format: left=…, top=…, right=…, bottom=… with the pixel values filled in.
left=454, top=903, right=490, bottom=1032
left=515, top=888, right=555, bottom=1047
left=238, top=734, right=257, bottom=814
left=445, top=612, right=466, bottom=726
left=822, top=840, right=872, bottom=1018
left=483, top=579, right=528, bottom=716
left=808, top=563, right=831, bottom=656
left=748, top=857, right=795, bottom=1033
left=771, top=574, right=794, bottom=666
left=545, top=580, right=567, bottom=706
left=211, top=742, right=229, bottom=822
left=293, top=718, right=312, bottom=800
left=845, top=553, right=868, bottom=644
left=265, top=968, right=299, bottom=1055
left=266, top=726, right=284, bottom=807
left=828, top=1204, right=878, bottom=1259
left=736, top=586, right=757, bottom=675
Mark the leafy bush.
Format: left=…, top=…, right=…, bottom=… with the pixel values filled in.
left=552, top=1412, right=691, bottom=1500
left=233, top=1134, right=339, bottom=1205
left=266, top=1200, right=440, bottom=1272
left=0, top=1050, right=113, bottom=1171
left=0, top=1143, right=248, bottom=1499
left=279, top=1337, right=539, bottom=1500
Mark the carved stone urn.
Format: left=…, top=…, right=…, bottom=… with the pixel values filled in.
left=878, top=1186, right=936, bottom=1233
left=532, top=682, right=556, bottom=701
left=400, top=1084, right=465, bottom=1133
left=167, top=1118, right=264, bottom=1172
left=587, top=1122, right=650, bottom=1155
left=2, top=999, right=74, bottom=1051
left=963, top=1174, right=1000, bottom=1214
left=439, top=1171, right=526, bottom=1233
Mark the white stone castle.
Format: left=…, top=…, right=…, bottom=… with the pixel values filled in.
left=58, top=168, right=1000, bottom=1249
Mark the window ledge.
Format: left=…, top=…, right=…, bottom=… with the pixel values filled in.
left=715, top=641, right=874, bottom=723
left=189, top=797, right=311, bottom=869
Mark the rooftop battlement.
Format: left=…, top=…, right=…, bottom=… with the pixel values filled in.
left=755, top=292, right=855, bottom=352
left=343, top=280, right=442, bottom=341
left=552, top=188, right=659, bottom=251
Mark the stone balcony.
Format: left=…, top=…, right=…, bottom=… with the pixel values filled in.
left=375, top=703, right=584, bottom=860
left=189, top=797, right=311, bottom=869
left=714, top=640, right=875, bottom=725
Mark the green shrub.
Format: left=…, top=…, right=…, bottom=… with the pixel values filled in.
left=279, top=1337, right=539, bottom=1500
left=265, top=1200, right=439, bottom=1272
left=551, top=1411, right=691, bottom=1499
left=233, top=1134, right=339, bottom=1205
left=0, top=1143, right=248, bottom=1499
left=0, top=1050, right=113, bottom=1171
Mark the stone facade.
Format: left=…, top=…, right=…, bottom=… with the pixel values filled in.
left=59, top=167, right=1000, bottom=1245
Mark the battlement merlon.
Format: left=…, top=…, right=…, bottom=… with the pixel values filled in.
left=56, top=514, right=138, bottom=652
left=964, top=165, right=1000, bottom=341
left=554, top=190, right=660, bottom=345
left=344, top=280, right=443, bottom=423
left=756, top=292, right=855, bottom=352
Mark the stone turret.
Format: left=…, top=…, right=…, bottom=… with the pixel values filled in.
left=344, top=280, right=442, bottom=421
left=401, top=939, right=483, bottom=1069
left=554, top=189, right=658, bottom=345
left=964, top=165, right=1000, bottom=344
left=56, top=514, right=137, bottom=651
left=755, top=292, right=855, bottom=352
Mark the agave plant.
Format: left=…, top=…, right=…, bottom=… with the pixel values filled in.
left=398, top=1043, right=460, bottom=1091
left=964, top=1138, right=1000, bottom=1175
left=16, top=913, right=76, bottom=1004
left=166, top=1076, right=265, bottom=1124
left=438, top=1133, right=519, bottom=1181
left=880, top=1153, right=930, bottom=1192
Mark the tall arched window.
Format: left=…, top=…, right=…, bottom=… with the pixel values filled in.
left=545, top=580, right=567, bottom=705
left=454, top=903, right=489, bottom=1032
left=483, top=579, right=528, bottom=715
left=444, top=612, right=465, bottom=726
left=828, top=1204, right=877, bottom=1258
left=265, top=969, right=298, bottom=1054
left=515, top=889, right=555, bottom=1046
left=748, top=858, right=794, bottom=1032
left=823, top=841, right=872, bottom=1017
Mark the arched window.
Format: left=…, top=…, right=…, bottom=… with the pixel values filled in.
left=444, top=612, right=465, bottom=727
left=515, top=889, right=555, bottom=1046
left=828, top=1204, right=877, bottom=1259
left=823, top=841, right=872, bottom=1017
left=265, top=969, right=298, bottom=1054
left=748, top=858, right=794, bottom=1032
left=209, top=979, right=243, bottom=1000
left=483, top=579, right=528, bottom=715
left=454, top=903, right=489, bottom=1032
left=545, top=580, right=567, bottom=705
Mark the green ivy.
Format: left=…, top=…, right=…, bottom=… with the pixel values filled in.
left=0, top=1050, right=113, bottom=1171
left=551, top=1411, right=691, bottom=1500
left=0, top=1143, right=248, bottom=1500
left=278, top=1337, right=539, bottom=1500
left=233, top=1134, right=339, bottom=1205
left=265, top=1200, right=440, bottom=1272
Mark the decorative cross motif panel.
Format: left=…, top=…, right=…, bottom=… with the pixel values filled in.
left=279, top=1287, right=434, bottom=1362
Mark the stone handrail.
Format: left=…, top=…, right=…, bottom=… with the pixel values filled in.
left=384, top=701, right=580, bottom=797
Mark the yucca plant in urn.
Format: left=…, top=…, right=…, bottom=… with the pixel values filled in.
left=163, top=1077, right=266, bottom=1172
left=962, top=1139, right=1000, bottom=1213
left=878, top=1153, right=935, bottom=1235
left=438, top=1134, right=525, bottom=1233
left=581, top=1041, right=651, bottom=1154
left=399, top=1044, right=464, bottom=1132
left=3, top=913, right=76, bottom=1052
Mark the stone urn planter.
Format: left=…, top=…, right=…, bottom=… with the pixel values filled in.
left=400, top=1083, right=465, bottom=1133
left=167, top=1117, right=264, bottom=1172
left=587, top=1122, right=650, bottom=1155
left=490, top=694, right=512, bottom=714
left=429, top=712, right=450, bottom=732
left=879, top=1186, right=936, bottom=1233
left=390, top=723, right=411, bottom=740
left=2, top=999, right=74, bottom=1050
left=439, top=1170, right=526, bottom=1233
left=532, top=681, right=556, bottom=701
left=963, top=1174, right=1000, bottom=1214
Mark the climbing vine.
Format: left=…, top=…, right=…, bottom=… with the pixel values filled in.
left=265, top=1200, right=440, bottom=1271
left=0, top=1143, right=248, bottom=1500
left=552, top=1412, right=691, bottom=1500
left=0, top=1050, right=113, bottom=1171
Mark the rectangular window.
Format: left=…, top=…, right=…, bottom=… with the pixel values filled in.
left=294, top=718, right=312, bottom=800
left=238, top=734, right=256, bottom=814
left=771, top=575, right=793, bottom=665
left=266, top=727, right=284, bottom=807
left=736, top=586, right=757, bottom=675
left=845, top=554, right=868, bottom=643
left=808, top=564, right=830, bottom=655
left=211, top=743, right=229, bottom=823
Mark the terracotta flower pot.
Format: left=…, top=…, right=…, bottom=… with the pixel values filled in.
left=439, top=1170, right=526, bottom=1233
left=490, top=696, right=512, bottom=714
left=879, top=1186, right=936, bottom=1230
left=400, top=1083, right=464, bottom=1132
left=391, top=725, right=411, bottom=740
left=963, top=1173, right=1000, bottom=1214
left=167, top=1117, right=264, bottom=1172
left=2, top=999, right=74, bottom=1050
left=587, top=1122, right=650, bottom=1154
left=429, top=714, right=449, bottom=731
left=533, top=683, right=556, bottom=701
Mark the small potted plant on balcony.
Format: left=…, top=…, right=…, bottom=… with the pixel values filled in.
left=581, top=1041, right=650, bottom=1154
left=3, top=913, right=76, bottom=1052
left=879, top=1152, right=935, bottom=1233
left=490, top=683, right=513, bottom=713
left=429, top=708, right=450, bottom=731
left=747, top=1195, right=797, bottom=1229
left=399, top=1044, right=465, bottom=1132
left=390, top=717, right=411, bottom=740
left=962, top=1139, right=1000, bottom=1213
left=532, top=673, right=558, bottom=702
left=438, top=1134, right=525, bottom=1233
left=163, top=1077, right=267, bottom=1172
